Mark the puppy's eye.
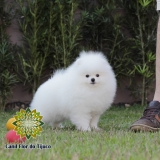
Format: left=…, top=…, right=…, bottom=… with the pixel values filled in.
left=96, top=74, right=99, bottom=77
left=86, top=75, right=89, bottom=78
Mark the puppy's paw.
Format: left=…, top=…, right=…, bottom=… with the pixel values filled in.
left=91, top=127, right=103, bottom=132
left=77, top=126, right=91, bottom=132
left=58, top=123, right=64, bottom=129
left=51, top=123, right=64, bottom=130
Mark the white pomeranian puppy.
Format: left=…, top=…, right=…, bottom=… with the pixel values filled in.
left=30, top=51, right=117, bottom=131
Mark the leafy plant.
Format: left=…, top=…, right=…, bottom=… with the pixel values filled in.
left=16, top=0, right=54, bottom=95
left=79, top=0, right=157, bottom=104
left=79, top=0, right=133, bottom=80
left=0, top=0, right=18, bottom=110
left=49, top=0, right=83, bottom=69
left=123, top=0, right=157, bottom=105
left=16, top=0, right=82, bottom=96
left=1, top=0, right=157, bottom=106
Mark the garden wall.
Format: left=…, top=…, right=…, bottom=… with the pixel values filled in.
left=10, top=78, right=155, bottom=104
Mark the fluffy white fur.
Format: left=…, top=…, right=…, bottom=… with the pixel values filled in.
left=30, top=51, right=117, bottom=131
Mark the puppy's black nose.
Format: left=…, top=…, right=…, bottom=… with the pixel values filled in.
left=91, top=78, right=95, bottom=82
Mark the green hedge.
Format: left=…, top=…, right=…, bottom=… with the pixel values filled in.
left=0, top=0, right=158, bottom=109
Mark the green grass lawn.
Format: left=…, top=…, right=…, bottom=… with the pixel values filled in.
left=0, top=105, right=160, bottom=160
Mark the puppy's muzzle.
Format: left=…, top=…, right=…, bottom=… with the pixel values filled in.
left=91, top=78, right=95, bottom=84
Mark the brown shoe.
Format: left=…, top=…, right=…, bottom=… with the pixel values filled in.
left=130, top=101, right=160, bottom=132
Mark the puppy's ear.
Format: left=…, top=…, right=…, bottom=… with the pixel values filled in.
left=75, top=59, right=81, bottom=66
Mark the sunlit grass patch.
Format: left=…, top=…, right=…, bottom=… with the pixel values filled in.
left=0, top=105, right=159, bottom=160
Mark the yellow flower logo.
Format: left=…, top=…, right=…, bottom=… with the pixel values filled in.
left=13, top=108, right=44, bottom=139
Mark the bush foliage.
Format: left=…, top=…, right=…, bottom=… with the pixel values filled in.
left=0, top=0, right=19, bottom=110
left=0, top=0, right=158, bottom=109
